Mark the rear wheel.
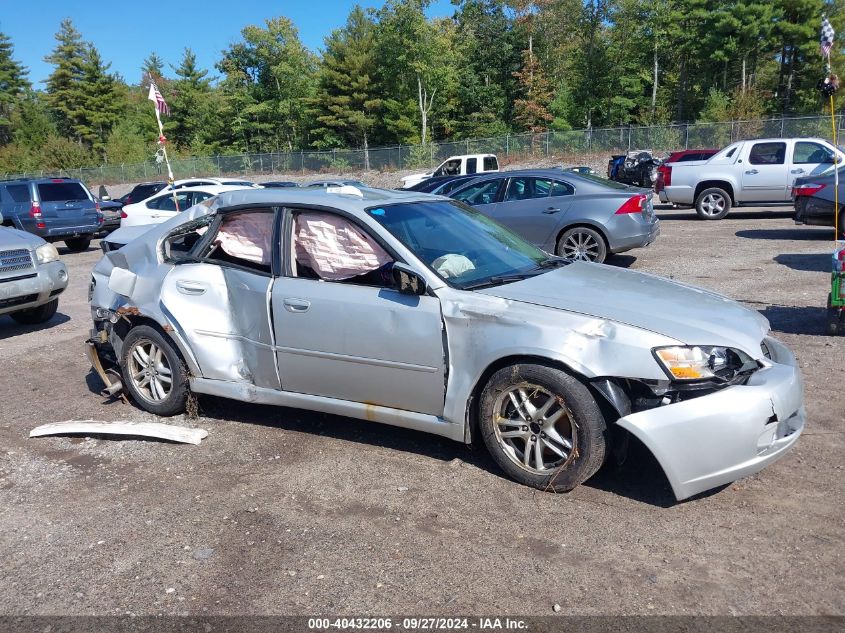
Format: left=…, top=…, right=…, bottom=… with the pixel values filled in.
left=695, top=187, right=731, bottom=220
left=121, top=325, right=188, bottom=416
left=556, top=227, right=607, bottom=263
left=64, top=237, right=91, bottom=252
left=478, top=363, right=607, bottom=492
left=10, top=298, right=58, bottom=324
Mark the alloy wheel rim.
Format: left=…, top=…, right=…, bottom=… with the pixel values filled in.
left=492, top=383, right=575, bottom=474
left=561, top=231, right=600, bottom=261
left=701, top=193, right=725, bottom=216
left=128, top=339, right=173, bottom=403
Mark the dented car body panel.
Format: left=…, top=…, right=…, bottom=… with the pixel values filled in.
left=89, top=188, right=804, bottom=501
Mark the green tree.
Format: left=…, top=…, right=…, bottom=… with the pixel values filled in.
left=218, top=17, right=317, bottom=152
left=44, top=18, right=87, bottom=140
left=311, top=6, right=383, bottom=167
left=77, top=44, right=127, bottom=158
left=167, top=48, right=213, bottom=150
left=142, top=52, right=166, bottom=85
left=0, top=31, right=30, bottom=145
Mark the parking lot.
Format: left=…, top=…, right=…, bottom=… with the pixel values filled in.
left=0, top=204, right=842, bottom=616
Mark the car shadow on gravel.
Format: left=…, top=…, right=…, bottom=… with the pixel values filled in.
left=758, top=305, right=830, bottom=336
left=657, top=209, right=794, bottom=221
left=607, top=254, right=636, bottom=268
left=196, top=394, right=482, bottom=466
left=773, top=253, right=830, bottom=273
left=736, top=228, right=833, bottom=241
left=0, top=312, right=70, bottom=339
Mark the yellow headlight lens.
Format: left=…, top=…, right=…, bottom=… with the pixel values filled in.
left=35, top=243, right=60, bottom=264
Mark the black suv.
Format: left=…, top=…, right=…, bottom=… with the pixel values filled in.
left=0, top=177, right=103, bottom=251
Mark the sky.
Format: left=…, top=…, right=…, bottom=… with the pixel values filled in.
left=2, top=0, right=455, bottom=86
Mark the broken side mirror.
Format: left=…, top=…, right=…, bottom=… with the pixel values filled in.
left=391, top=262, right=427, bottom=296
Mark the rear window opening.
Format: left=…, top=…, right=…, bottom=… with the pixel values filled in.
left=37, top=182, right=89, bottom=202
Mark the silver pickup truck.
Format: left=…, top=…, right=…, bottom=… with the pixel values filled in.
left=656, top=137, right=845, bottom=219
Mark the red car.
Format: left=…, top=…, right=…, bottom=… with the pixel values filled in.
left=655, top=149, right=718, bottom=193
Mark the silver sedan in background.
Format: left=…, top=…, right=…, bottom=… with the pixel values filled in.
left=449, top=168, right=659, bottom=263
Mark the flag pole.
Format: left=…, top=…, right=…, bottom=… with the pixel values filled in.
left=148, top=74, right=180, bottom=212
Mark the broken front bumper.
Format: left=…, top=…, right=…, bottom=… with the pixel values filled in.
left=616, top=337, right=804, bottom=501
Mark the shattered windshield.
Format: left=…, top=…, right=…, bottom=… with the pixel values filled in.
left=366, top=200, right=557, bottom=290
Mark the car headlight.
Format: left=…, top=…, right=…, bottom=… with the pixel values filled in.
left=35, top=243, right=60, bottom=264
left=653, top=345, right=755, bottom=382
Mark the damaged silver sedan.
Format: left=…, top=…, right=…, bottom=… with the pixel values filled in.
left=88, top=187, right=804, bottom=500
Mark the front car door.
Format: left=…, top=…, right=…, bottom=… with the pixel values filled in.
left=741, top=141, right=789, bottom=201
left=790, top=141, right=836, bottom=186
left=271, top=207, right=446, bottom=416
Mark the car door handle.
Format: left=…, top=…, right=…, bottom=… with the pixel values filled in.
left=791, top=168, right=805, bottom=174
left=745, top=169, right=759, bottom=175
left=283, top=298, right=311, bottom=313
left=175, top=280, right=207, bottom=296
left=543, top=207, right=561, bottom=214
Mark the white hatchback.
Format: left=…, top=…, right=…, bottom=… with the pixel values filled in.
left=120, top=185, right=249, bottom=228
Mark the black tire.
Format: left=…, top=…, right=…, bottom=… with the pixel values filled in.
left=478, top=363, right=607, bottom=493
left=10, top=298, right=58, bottom=324
left=556, top=226, right=608, bottom=263
left=694, top=187, right=731, bottom=220
left=64, top=237, right=92, bottom=252
left=120, top=324, right=188, bottom=416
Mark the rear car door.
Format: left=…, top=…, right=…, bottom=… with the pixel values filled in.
left=147, top=191, right=195, bottom=222
left=35, top=180, right=98, bottom=235
left=159, top=209, right=279, bottom=388
left=480, top=177, right=573, bottom=247
left=741, top=142, right=789, bottom=201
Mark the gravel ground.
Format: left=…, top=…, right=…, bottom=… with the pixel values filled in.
left=0, top=204, right=843, bottom=617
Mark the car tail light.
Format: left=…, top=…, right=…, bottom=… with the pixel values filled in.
left=655, top=165, right=670, bottom=192
left=95, top=200, right=100, bottom=211
left=120, top=210, right=128, bottom=219
left=662, top=165, right=672, bottom=187
left=615, top=194, right=647, bottom=214
left=793, top=183, right=826, bottom=197
left=29, top=201, right=46, bottom=229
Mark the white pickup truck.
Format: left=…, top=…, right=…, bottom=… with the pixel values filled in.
left=657, top=137, right=845, bottom=219
left=401, top=154, right=499, bottom=189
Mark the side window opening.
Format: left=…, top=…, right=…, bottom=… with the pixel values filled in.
left=291, top=210, right=394, bottom=287
left=161, top=216, right=215, bottom=263
left=466, top=157, right=477, bottom=174
left=7, top=184, right=31, bottom=203
left=483, top=156, right=498, bottom=171
left=749, top=142, right=786, bottom=165
left=202, top=210, right=275, bottom=274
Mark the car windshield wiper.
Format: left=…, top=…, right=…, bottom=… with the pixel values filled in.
left=461, top=273, right=537, bottom=290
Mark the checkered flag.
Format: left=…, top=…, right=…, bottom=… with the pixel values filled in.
left=821, top=16, right=835, bottom=58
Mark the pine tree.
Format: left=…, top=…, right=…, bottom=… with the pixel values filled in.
left=78, top=44, right=126, bottom=158
left=167, top=48, right=212, bottom=149
left=311, top=7, right=382, bottom=165
left=0, top=31, right=30, bottom=144
left=142, top=52, right=166, bottom=85
left=44, top=18, right=86, bottom=140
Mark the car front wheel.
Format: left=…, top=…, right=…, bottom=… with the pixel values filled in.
left=478, top=363, right=607, bottom=493
left=556, top=227, right=607, bottom=263
left=10, top=298, right=58, bottom=324
left=121, top=325, right=188, bottom=416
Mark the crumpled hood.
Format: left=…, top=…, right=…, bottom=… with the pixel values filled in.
left=478, top=262, right=769, bottom=356
left=0, top=227, right=44, bottom=251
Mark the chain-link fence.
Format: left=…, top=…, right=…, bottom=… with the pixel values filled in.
left=4, top=114, right=844, bottom=184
